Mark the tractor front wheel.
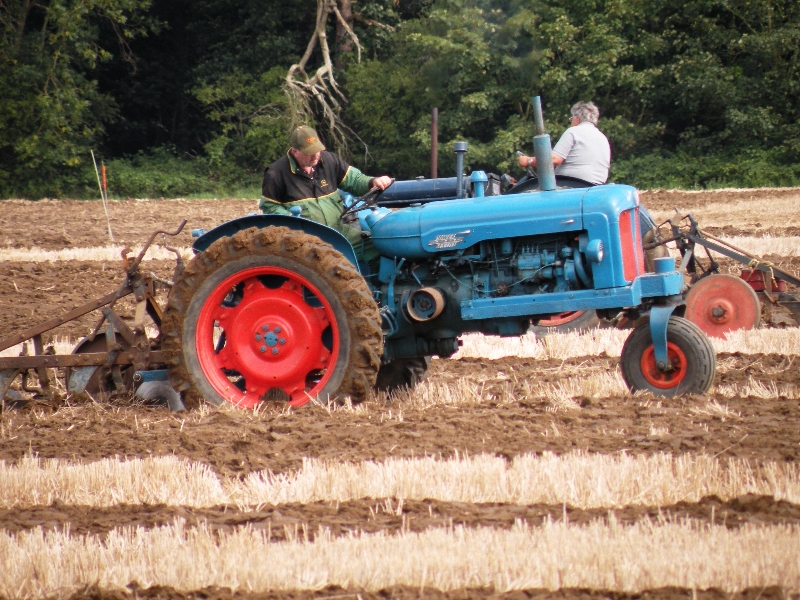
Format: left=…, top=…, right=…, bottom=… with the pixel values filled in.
left=620, top=316, right=715, bottom=397
left=162, top=226, right=383, bottom=409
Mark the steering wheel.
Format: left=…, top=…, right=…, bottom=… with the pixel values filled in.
left=341, top=179, right=394, bottom=220
left=516, top=150, right=536, bottom=178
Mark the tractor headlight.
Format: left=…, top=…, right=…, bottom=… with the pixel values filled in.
left=585, top=239, right=604, bottom=263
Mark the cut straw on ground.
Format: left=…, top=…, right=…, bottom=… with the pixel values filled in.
left=0, top=519, right=798, bottom=598
left=650, top=194, right=800, bottom=231
left=9, top=327, right=799, bottom=361
left=453, top=327, right=800, bottom=360
left=2, top=452, right=799, bottom=510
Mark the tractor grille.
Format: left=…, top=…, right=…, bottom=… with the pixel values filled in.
left=619, top=208, right=645, bottom=282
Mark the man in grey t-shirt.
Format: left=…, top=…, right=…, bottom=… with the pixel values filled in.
left=517, top=101, right=610, bottom=185
left=517, top=101, right=667, bottom=270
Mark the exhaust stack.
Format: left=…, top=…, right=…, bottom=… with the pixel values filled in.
left=532, top=96, right=557, bottom=191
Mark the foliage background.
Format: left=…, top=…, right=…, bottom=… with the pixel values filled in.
left=1, top=0, right=799, bottom=198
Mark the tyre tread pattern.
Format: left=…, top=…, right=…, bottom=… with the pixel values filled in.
left=620, top=316, right=716, bottom=397
left=162, top=226, right=383, bottom=408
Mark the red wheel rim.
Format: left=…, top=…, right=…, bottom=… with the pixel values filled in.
left=195, top=266, right=339, bottom=408
left=537, top=311, right=585, bottom=327
left=640, top=342, right=688, bottom=389
left=685, top=274, right=760, bottom=338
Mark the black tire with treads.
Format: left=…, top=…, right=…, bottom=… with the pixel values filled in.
left=621, top=316, right=716, bottom=397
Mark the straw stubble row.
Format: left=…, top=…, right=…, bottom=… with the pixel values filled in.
left=2, top=453, right=799, bottom=509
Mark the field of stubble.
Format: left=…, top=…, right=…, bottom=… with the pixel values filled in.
left=0, top=189, right=799, bottom=600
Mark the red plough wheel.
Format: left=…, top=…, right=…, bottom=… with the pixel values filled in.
left=684, top=274, right=760, bottom=338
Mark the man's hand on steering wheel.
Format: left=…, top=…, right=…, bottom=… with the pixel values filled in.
left=516, top=152, right=537, bottom=177
left=371, top=175, right=393, bottom=190
left=341, top=177, right=394, bottom=220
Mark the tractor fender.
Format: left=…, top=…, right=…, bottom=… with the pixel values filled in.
left=191, top=214, right=360, bottom=269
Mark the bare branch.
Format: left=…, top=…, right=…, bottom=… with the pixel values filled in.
left=353, top=12, right=396, bottom=32
left=332, top=2, right=361, bottom=63
left=106, top=19, right=138, bottom=72
left=283, top=0, right=363, bottom=158
left=295, top=0, right=325, bottom=75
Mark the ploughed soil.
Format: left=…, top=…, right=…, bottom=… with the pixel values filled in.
left=1, top=351, right=799, bottom=540
left=2, top=354, right=799, bottom=475
left=2, top=495, right=799, bottom=539
left=0, top=187, right=798, bottom=250
left=0, top=191, right=798, bottom=599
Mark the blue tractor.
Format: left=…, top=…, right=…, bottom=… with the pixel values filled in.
left=162, top=99, right=716, bottom=409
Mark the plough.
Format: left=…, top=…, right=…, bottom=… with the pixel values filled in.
left=649, top=210, right=800, bottom=337
left=0, top=220, right=187, bottom=411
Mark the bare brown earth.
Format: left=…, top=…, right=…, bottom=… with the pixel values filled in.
left=2, top=494, right=799, bottom=538
left=640, top=186, right=800, bottom=211
left=0, top=191, right=799, bottom=600
left=1, top=354, right=798, bottom=476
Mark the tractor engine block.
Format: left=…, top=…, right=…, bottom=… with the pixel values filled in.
left=379, top=233, right=595, bottom=360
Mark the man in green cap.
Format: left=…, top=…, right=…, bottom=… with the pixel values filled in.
left=260, top=126, right=392, bottom=270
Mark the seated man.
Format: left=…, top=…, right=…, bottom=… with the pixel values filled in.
left=517, top=101, right=610, bottom=185
left=260, top=126, right=392, bottom=269
left=518, top=102, right=665, bottom=269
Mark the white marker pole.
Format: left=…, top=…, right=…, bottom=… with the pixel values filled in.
left=91, top=150, right=114, bottom=242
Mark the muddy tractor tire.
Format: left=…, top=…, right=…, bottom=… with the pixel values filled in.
left=162, top=226, right=383, bottom=409
left=620, top=316, right=715, bottom=397
left=376, top=356, right=431, bottom=392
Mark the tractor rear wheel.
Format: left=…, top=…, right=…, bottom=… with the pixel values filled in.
left=162, top=226, right=383, bottom=409
left=620, top=316, right=715, bottom=397
left=376, top=357, right=431, bottom=392
left=531, top=310, right=602, bottom=336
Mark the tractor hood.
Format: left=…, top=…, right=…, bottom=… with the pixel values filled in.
left=366, top=184, right=638, bottom=260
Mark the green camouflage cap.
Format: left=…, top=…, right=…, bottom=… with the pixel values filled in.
left=290, top=126, right=325, bottom=155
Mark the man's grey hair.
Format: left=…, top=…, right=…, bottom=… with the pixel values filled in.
left=571, top=101, right=600, bottom=125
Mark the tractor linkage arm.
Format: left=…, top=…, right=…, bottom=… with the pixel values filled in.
left=646, top=211, right=800, bottom=320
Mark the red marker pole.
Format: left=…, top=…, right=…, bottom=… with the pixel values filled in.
left=99, top=160, right=113, bottom=241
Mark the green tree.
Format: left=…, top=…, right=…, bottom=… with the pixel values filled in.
left=0, top=0, right=153, bottom=197
left=344, top=0, right=800, bottom=187
left=194, top=67, right=291, bottom=177
left=192, top=0, right=417, bottom=171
